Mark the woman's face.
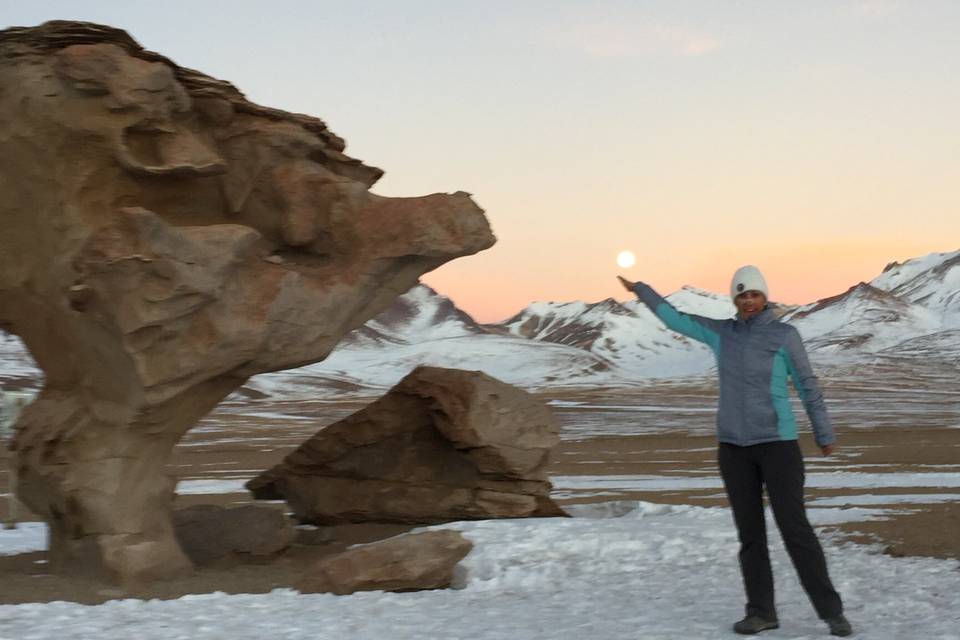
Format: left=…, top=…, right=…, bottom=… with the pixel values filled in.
left=735, top=290, right=767, bottom=320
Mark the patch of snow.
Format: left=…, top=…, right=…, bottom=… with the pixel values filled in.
left=0, top=522, right=47, bottom=556
left=0, top=331, right=41, bottom=386
left=551, top=471, right=960, bottom=493
left=810, top=493, right=960, bottom=506
left=0, top=503, right=957, bottom=639
left=249, top=333, right=627, bottom=397
left=175, top=479, right=252, bottom=495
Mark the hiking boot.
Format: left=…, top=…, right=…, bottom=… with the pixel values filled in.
left=733, top=615, right=780, bottom=634
left=825, top=614, right=853, bottom=636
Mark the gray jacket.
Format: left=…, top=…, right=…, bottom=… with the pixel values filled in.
left=632, top=282, right=835, bottom=447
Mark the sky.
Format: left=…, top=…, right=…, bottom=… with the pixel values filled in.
left=3, top=1, right=958, bottom=322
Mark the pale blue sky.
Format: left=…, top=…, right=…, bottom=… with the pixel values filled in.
left=4, top=1, right=958, bottom=320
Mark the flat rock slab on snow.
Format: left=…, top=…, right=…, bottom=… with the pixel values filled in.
left=296, top=529, right=473, bottom=595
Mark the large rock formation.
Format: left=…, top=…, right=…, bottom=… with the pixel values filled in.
left=0, top=22, right=494, bottom=584
left=296, top=529, right=473, bottom=595
left=248, top=366, right=565, bottom=524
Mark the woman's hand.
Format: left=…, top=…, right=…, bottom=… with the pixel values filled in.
left=617, top=275, right=636, bottom=292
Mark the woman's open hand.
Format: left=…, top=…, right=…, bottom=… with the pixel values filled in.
left=617, top=275, right=636, bottom=292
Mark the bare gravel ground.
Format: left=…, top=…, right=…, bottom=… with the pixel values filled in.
left=2, top=361, right=957, bottom=603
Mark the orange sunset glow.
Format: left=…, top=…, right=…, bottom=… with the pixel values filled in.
left=6, top=2, right=957, bottom=323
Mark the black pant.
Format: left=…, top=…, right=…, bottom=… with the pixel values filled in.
left=718, top=441, right=843, bottom=620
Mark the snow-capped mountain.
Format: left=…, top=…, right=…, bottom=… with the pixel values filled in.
left=244, top=285, right=625, bottom=396
left=498, top=286, right=734, bottom=378
left=783, top=250, right=959, bottom=356
left=3, top=249, right=958, bottom=396
left=500, top=298, right=638, bottom=348
left=340, top=284, right=488, bottom=348
left=784, top=283, right=941, bottom=353
left=252, top=284, right=734, bottom=395
left=869, top=250, right=960, bottom=328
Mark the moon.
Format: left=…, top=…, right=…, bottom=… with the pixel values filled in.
left=616, top=250, right=636, bottom=268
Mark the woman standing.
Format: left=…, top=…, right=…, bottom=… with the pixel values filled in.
left=618, top=266, right=852, bottom=637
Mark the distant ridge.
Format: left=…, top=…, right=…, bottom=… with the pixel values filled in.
left=3, top=249, right=958, bottom=394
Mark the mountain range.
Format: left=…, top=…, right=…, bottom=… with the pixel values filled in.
left=785, top=250, right=960, bottom=357
left=2, top=249, right=958, bottom=396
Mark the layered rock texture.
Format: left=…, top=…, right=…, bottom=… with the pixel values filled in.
left=248, top=366, right=565, bottom=523
left=296, top=530, right=473, bottom=595
left=0, top=22, right=494, bottom=584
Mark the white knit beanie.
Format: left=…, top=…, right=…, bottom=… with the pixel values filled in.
left=730, top=265, right=769, bottom=300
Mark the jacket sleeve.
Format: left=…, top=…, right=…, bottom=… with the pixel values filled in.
left=783, top=327, right=835, bottom=446
left=631, top=282, right=724, bottom=351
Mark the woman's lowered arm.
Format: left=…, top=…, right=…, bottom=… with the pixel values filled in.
left=783, top=326, right=836, bottom=455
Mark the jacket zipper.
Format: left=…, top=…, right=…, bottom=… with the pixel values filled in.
left=740, top=320, right=751, bottom=440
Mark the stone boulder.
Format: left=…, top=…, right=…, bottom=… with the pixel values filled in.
left=0, top=21, right=494, bottom=584
left=296, top=529, right=472, bottom=595
left=248, top=366, right=566, bottom=524
left=172, top=505, right=294, bottom=567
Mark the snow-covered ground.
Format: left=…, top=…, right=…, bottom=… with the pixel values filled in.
left=552, top=471, right=960, bottom=493
left=1, top=502, right=958, bottom=639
